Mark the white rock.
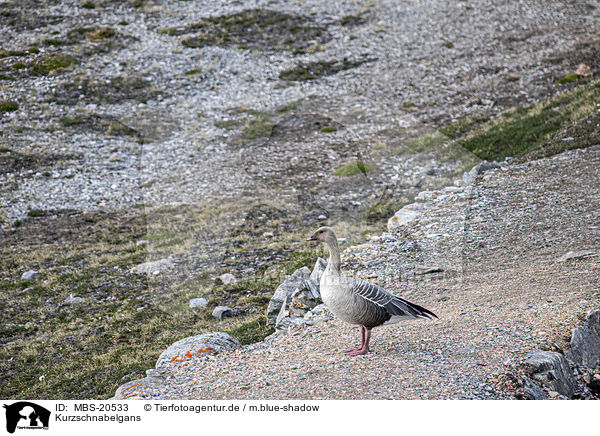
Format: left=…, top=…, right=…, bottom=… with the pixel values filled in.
left=387, top=204, right=428, bottom=232
left=189, top=297, right=208, bottom=309
left=156, top=332, right=241, bottom=368
left=21, top=270, right=40, bottom=281
left=130, top=258, right=174, bottom=275
left=64, top=294, right=85, bottom=304
left=218, top=273, right=237, bottom=284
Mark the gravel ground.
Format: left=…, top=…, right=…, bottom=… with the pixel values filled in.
left=115, top=145, right=600, bottom=400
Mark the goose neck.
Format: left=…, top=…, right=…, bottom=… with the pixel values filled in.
left=326, top=239, right=341, bottom=274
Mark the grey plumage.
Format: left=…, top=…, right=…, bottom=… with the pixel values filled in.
left=350, top=277, right=437, bottom=328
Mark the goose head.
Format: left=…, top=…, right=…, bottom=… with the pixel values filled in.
left=307, top=226, right=337, bottom=245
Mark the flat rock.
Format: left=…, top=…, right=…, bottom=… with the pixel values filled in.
left=557, top=250, right=599, bottom=262
left=189, top=298, right=208, bottom=309
left=156, top=332, right=241, bottom=368
left=21, top=270, right=40, bottom=281
left=130, top=258, right=174, bottom=275
left=218, top=273, right=237, bottom=284
left=387, top=203, right=428, bottom=232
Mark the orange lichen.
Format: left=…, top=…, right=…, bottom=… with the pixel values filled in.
left=125, top=383, right=142, bottom=391
left=169, top=346, right=218, bottom=364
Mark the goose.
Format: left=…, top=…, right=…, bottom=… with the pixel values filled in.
left=307, top=226, right=437, bottom=356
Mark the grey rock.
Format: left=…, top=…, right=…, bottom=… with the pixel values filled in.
left=266, top=266, right=311, bottom=325
left=275, top=316, right=306, bottom=331
left=557, top=250, right=599, bottom=262
left=189, top=297, right=208, bottom=309
left=212, top=305, right=237, bottom=320
left=415, top=190, right=439, bottom=201
left=566, top=308, right=600, bottom=368
left=470, top=161, right=504, bottom=176
left=64, top=294, right=85, bottom=304
left=21, top=270, right=40, bottom=281
left=290, top=286, right=321, bottom=311
left=387, top=204, right=428, bottom=232
left=218, top=273, right=237, bottom=284
left=275, top=294, right=292, bottom=327
left=130, top=258, right=174, bottom=275
left=522, top=376, right=548, bottom=400
left=156, top=332, right=241, bottom=368
left=523, top=351, right=577, bottom=398
left=309, top=257, right=327, bottom=287
left=462, top=161, right=504, bottom=186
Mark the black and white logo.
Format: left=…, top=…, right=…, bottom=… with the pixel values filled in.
left=3, top=402, right=50, bottom=434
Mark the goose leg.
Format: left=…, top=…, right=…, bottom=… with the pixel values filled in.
left=346, top=326, right=371, bottom=356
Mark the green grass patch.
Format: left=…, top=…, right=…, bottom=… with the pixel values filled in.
left=557, top=73, right=579, bottom=85
left=27, top=209, right=47, bottom=217
left=0, top=49, right=29, bottom=58
left=320, top=125, right=337, bottom=133
left=224, top=315, right=274, bottom=345
left=241, top=113, right=273, bottom=140
left=214, top=119, right=237, bottom=130
left=364, top=199, right=398, bottom=223
left=0, top=100, right=18, bottom=112
left=334, top=160, right=377, bottom=177
left=439, top=115, right=489, bottom=140
left=31, top=54, right=77, bottom=76
left=455, top=80, right=600, bottom=161
left=185, top=68, right=202, bottom=76
left=279, top=58, right=369, bottom=81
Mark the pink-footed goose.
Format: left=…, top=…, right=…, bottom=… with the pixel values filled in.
left=307, top=226, right=437, bottom=356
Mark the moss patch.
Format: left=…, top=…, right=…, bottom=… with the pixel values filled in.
left=557, top=73, right=579, bottom=84
left=320, top=125, right=337, bottom=133
left=0, top=100, right=19, bottom=112
left=172, top=9, right=330, bottom=54
left=279, top=58, right=373, bottom=81
left=0, top=49, right=29, bottom=58
left=31, top=54, right=77, bottom=76
left=54, top=75, right=158, bottom=105
left=240, top=113, right=274, bottom=140
left=85, top=27, right=116, bottom=42
left=334, top=160, right=377, bottom=177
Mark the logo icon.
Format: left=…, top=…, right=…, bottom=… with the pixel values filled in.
left=3, top=402, right=50, bottom=434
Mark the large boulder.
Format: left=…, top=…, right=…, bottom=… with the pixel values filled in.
left=522, top=351, right=577, bottom=398
left=267, top=257, right=327, bottom=327
left=266, top=266, right=312, bottom=325
left=156, top=332, right=241, bottom=368
left=566, top=308, right=600, bottom=369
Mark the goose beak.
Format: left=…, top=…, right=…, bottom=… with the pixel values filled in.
left=307, top=234, right=317, bottom=241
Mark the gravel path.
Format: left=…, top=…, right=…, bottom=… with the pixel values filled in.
left=115, top=145, right=600, bottom=399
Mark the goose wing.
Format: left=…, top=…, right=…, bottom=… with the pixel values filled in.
left=351, top=277, right=438, bottom=319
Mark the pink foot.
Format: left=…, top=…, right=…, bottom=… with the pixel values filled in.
left=346, top=347, right=369, bottom=356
